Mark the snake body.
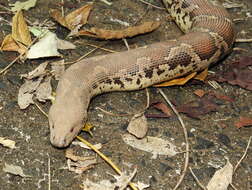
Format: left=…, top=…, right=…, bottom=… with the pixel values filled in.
left=49, top=0, right=235, bottom=147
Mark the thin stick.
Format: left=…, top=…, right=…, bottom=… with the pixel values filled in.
left=189, top=167, right=207, bottom=190
left=84, top=43, right=117, bottom=53
left=34, top=102, right=48, bottom=118
left=0, top=4, right=11, bottom=11
left=235, top=38, right=252, bottom=43
left=48, top=155, right=51, bottom=190
left=234, top=136, right=251, bottom=172
left=138, top=0, right=165, bottom=10
left=76, top=136, right=138, bottom=190
left=230, top=183, right=238, bottom=190
left=233, top=47, right=248, bottom=52
left=64, top=47, right=99, bottom=65
left=158, top=89, right=189, bottom=190
left=96, top=107, right=132, bottom=117
left=123, top=38, right=130, bottom=50
left=61, top=0, right=64, bottom=17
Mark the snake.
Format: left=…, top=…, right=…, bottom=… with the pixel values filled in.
left=48, top=0, right=235, bottom=147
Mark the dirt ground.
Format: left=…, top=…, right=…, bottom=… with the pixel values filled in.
left=0, top=0, right=252, bottom=189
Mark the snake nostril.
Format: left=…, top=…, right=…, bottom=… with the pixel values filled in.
left=70, top=127, right=74, bottom=133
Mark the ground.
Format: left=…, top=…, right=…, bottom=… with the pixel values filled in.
left=0, top=0, right=251, bottom=189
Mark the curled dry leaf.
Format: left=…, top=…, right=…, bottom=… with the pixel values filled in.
left=234, top=116, right=252, bottom=128
left=122, top=134, right=178, bottom=159
left=0, top=34, right=27, bottom=54
left=206, top=159, right=233, bottom=190
left=50, top=4, right=92, bottom=31
left=0, top=137, right=16, bottom=149
left=127, top=113, right=148, bottom=138
left=66, top=148, right=97, bottom=174
left=12, top=11, right=32, bottom=46
left=77, top=21, right=161, bottom=39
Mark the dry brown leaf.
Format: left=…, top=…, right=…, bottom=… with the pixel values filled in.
left=154, top=72, right=197, bottom=87
left=193, top=89, right=206, bottom=97
left=212, top=56, right=252, bottom=91
left=234, top=116, right=252, bottom=128
left=194, top=68, right=208, bottom=81
left=152, top=102, right=172, bottom=116
left=12, top=11, right=32, bottom=46
left=50, top=4, right=92, bottom=30
left=77, top=21, right=161, bottom=39
left=0, top=34, right=27, bottom=54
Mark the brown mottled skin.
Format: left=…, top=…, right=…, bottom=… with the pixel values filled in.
left=49, top=0, right=235, bottom=147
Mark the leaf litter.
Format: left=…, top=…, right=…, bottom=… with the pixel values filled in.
left=212, top=56, right=252, bottom=91
left=18, top=62, right=53, bottom=109
left=3, top=163, right=31, bottom=177
left=65, top=148, right=97, bottom=174
left=122, top=134, right=178, bottom=159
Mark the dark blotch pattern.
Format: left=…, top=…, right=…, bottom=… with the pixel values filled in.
left=136, top=78, right=141, bottom=85
left=157, top=69, right=165, bottom=75
left=113, top=77, right=125, bottom=88
left=144, top=69, right=153, bottom=78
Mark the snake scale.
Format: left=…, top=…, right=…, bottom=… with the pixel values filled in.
left=49, top=0, right=235, bottom=147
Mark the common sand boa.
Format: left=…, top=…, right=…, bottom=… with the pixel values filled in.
left=49, top=0, right=235, bottom=147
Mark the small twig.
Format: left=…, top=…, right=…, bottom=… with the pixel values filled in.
left=144, top=88, right=150, bottom=110
left=230, top=183, right=238, bottom=190
left=123, top=38, right=130, bottom=50
left=61, top=0, right=64, bottom=17
left=235, top=38, right=252, bottom=43
left=189, top=167, right=207, bottom=190
left=234, top=136, right=251, bottom=172
left=158, top=89, right=189, bottom=190
left=138, top=0, right=165, bottom=10
left=48, top=155, right=51, bottom=190
left=34, top=102, right=48, bottom=118
left=0, top=4, right=11, bottom=11
left=84, top=43, right=117, bottom=53
left=76, top=136, right=138, bottom=190
left=233, top=47, right=248, bottom=52
left=96, top=107, right=132, bottom=117
left=64, top=47, right=99, bottom=65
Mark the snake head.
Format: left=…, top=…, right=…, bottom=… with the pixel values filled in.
left=48, top=97, right=88, bottom=148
